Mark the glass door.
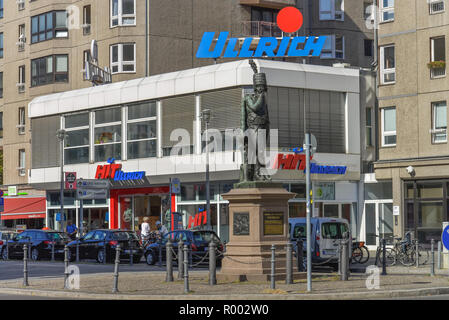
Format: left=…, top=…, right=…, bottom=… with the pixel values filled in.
left=364, top=202, right=394, bottom=249
left=379, top=203, right=394, bottom=242
left=119, top=196, right=133, bottom=230
left=365, top=203, right=377, bottom=247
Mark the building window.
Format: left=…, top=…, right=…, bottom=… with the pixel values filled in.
left=18, top=107, right=25, bottom=135
left=0, top=0, right=3, bottom=18
left=429, top=0, right=445, bottom=14
left=31, top=11, right=68, bottom=44
left=18, top=24, right=26, bottom=51
left=18, top=149, right=26, bottom=176
left=382, top=107, right=396, bottom=147
left=64, top=113, right=90, bottom=165
left=364, top=39, right=373, bottom=57
left=18, top=65, right=25, bottom=93
left=127, top=102, right=157, bottom=160
left=248, top=7, right=281, bottom=37
left=83, top=5, right=91, bottom=35
left=0, top=72, right=3, bottom=98
left=431, top=101, right=447, bottom=143
left=366, top=107, right=373, bottom=147
left=380, top=0, right=394, bottom=22
left=430, top=37, right=446, bottom=78
left=110, top=0, right=136, bottom=27
left=380, top=45, right=395, bottom=84
left=17, top=0, right=25, bottom=11
left=94, top=107, right=122, bottom=162
left=320, top=35, right=344, bottom=59
left=319, top=0, right=344, bottom=21
left=0, top=33, right=3, bottom=58
left=110, top=43, right=136, bottom=74
left=31, top=55, right=68, bottom=87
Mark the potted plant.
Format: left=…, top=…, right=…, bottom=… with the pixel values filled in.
left=427, top=60, right=446, bottom=69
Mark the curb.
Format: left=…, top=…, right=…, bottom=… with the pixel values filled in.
left=1, top=286, right=449, bottom=300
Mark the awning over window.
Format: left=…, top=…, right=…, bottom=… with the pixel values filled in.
left=1, top=197, right=46, bottom=220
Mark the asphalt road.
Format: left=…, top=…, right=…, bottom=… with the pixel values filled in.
left=0, top=293, right=70, bottom=300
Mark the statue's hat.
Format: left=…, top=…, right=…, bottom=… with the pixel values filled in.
left=253, top=73, right=267, bottom=86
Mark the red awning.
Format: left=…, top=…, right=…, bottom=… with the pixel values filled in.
left=1, top=197, right=46, bottom=220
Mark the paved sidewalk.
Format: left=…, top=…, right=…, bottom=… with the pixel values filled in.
left=1, top=269, right=449, bottom=299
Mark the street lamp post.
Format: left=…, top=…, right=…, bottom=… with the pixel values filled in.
left=201, top=109, right=211, bottom=230
left=57, top=129, right=67, bottom=233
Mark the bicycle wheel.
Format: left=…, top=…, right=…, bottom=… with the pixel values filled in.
left=378, top=248, right=396, bottom=266
left=417, top=245, right=430, bottom=265
left=359, top=246, right=370, bottom=264
left=398, top=246, right=415, bottom=266
left=352, top=247, right=363, bottom=264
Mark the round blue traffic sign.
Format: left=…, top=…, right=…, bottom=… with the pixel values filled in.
left=442, top=225, right=449, bottom=251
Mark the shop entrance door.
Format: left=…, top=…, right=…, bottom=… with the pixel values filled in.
left=118, top=195, right=163, bottom=232
left=364, top=202, right=394, bottom=250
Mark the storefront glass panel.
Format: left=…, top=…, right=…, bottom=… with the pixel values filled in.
left=289, top=202, right=305, bottom=218
left=380, top=203, right=394, bottom=240
left=323, top=204, right=338, bottom=217
left=365, top=203, right=376, bottom=246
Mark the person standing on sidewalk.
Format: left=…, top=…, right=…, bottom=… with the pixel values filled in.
left=141, top=217, right=151, bottom=243
left=156, top=221, right=168, bottom=238
left=66, top=221, right=78, bottom=240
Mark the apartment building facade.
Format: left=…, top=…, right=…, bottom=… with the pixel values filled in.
left=373, top=0, right=449, bottom=245
left=0, top=0, right=374, bottom=229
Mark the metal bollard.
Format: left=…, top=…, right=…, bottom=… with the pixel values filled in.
left=51, top=241, right=55, bottom=262
left=381, top=238, right=387, bottom=276
left=23, top=244, right=29, bottom=286
left=189, top=244, right=193, bottom=269
left=64, top=245, right=70, bottom=289
left=28, top=240, right=31, bottom=260
left=178, top=238, right=184, bottom=280
left=270, top=244, right=276, bottom=290
left=340, top=240, right=349, bottom=281
left=103, top=240, right=107, bottom=265
left=438, top=241, right=442, bottom=270
left=112, top=244, right=121, bottom=293
left=209, top=240, right=216, bottom=286
left=158, top=239, right=162, bottom=268
left=338, top=240, right=342, bottom=275
left=129, top=239, right=133, bottom=266
left=296, top=239, right=304, bottom=272
left=416, top=240, right=419, bottom=268
left=76, top=239, right=80, bottom=262
left=431, top=239, right=435, bottom=277
left=166, top=238, right=173, bottom=282
left=184, top=244, right=189, bottom=293
left=286, top=242, right=293, bottom=284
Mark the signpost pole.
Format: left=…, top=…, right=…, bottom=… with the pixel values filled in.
left=305, top=132, right=312, bottom=292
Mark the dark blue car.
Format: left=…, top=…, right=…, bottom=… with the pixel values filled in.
left=144, top=229, right=224, bottom=266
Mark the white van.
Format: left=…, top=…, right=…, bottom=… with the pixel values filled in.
left=289, top=217, right=351, bottom=270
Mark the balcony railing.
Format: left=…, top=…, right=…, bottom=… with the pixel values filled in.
left=431, top=67, right=446, bottom=78
left=241, top=21, right=299, bottom=38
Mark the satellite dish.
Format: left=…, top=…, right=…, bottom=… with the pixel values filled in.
left=303, top=134, right=317, bottom=154
left=90, top=40, right=98, bottom=63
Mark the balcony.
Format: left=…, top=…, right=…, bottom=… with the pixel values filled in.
left=240, top=0, right=295, bottom=9
left=241, top=21, right=299, bottom=38
left=428, top=61, right=446, bottom=79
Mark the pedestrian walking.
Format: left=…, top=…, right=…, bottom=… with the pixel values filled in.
left=141, top=217, right=151, bottom=243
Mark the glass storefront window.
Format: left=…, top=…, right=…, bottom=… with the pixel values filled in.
left=48, top=191, right=75, bottom=206
left=364, top=182, right=393, bottom=200
left=291, top=184, right=305, bottom=199
left=197, top=184, right=216, bottom=201
left=128, top=102, right=156, bottom=120
left=418, top=183, right=443, bottom=199
left=289, top=202, right=306, bottom=218
left=405, top=183, right=414, bottom=199
left=128, top=140, right=156, bottom=159
left=180, top=185, right=195, bottom=201
left=323, top=204, right=339, bottom=218
left=418, top=201, right=443, bottom=228
left=95, top=107, right=121, bottom=124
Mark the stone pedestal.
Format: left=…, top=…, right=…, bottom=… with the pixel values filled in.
left=218, top=183, right=300, bottom=282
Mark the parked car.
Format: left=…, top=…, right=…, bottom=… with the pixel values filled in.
left=289, top=217, right=351, bottom=271
left=67, top=229, right=143, bottom=263
left=0, top=230, right=18, bottom=259
left=2, top=229, right=70, bottom=261
left=144, top=229, right=224, bottom=266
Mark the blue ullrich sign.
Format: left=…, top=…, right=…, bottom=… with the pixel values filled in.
left=442, top=225, right=449, bottom=251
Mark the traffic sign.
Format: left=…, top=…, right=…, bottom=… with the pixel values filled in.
left=77, top=179, right=110, bottom=190
left=171, top=178, right=181, bottom=194
left=442, top=225, right=449, bottom=251
left=65, top=172, right=77, bottom=190
left=76, top=189, right=108, bottom=200
left=303, top=134, right=317, bottom=154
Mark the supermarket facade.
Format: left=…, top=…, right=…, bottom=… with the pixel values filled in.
left=25, top=59, right=377, bottom=244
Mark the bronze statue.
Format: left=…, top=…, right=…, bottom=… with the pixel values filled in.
left=240, top=60, right=271, bottom=182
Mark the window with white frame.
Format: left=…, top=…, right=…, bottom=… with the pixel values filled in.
left=18, top=65, right=25, bottom=93
left=366, top=107, right=373, bottom=147
left=94, top=107, right=122, bottom=162
left=18, top=107, right=25, bottom=135
left=431, top=101, right=447, bottom=143
left=380, top=0, right=394, bottom=22
left=111, top=0, right=136, bottom=27
left=319, top=0, right=344, bottom=21
left=429, top=0, right=445, bottom=14
left=18, top=149, right=26, bottom=176
left=320, top=35, right=344, bottom=59
left=64, top=113, right=90, bottom=165
left=110, top=43, right=135, bottom=74
left=127, top=102, right=157, bottom=160
left=380, top=45, right=395, bottom=84
left=430, top=37, right=446, bottom=78
left=382, top=107, right=396, bottom=147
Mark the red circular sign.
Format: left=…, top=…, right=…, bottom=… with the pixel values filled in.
left=277, top=7, right=303, bottom=33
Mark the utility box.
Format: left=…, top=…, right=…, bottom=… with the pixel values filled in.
left=442, top=222, right=449, bottom=269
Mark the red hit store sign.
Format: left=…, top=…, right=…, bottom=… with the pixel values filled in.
left=187, top=211, right=207, bottom=229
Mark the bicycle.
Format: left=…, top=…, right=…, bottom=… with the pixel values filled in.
left=351, top=239, right=370, bottom=264
left=374, top=236, right=396, bottom=267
